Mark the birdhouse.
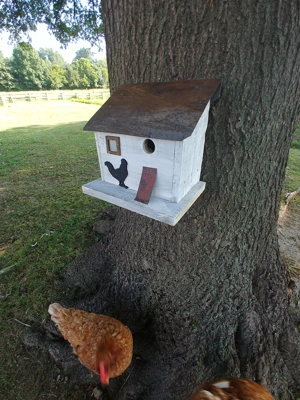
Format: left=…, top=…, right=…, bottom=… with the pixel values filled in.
left=83, top=79, right=221, bottom=226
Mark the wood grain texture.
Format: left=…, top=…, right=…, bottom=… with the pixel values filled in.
left=83, top=179, right=206, bottom=226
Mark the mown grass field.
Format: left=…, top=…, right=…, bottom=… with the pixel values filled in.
left=0, top=100, right=108, bottom=399
left=284, top=126, right=300, bottom=204
left=0, top=100, right=299, bottom=399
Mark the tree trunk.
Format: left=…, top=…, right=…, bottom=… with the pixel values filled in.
left=53, top=1, right=300, bottom=399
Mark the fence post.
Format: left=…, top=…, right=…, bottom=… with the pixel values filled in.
left=0, top=95, right=7, bottom=106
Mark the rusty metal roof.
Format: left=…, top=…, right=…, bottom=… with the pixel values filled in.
left=83, top=79, right=221, bottom=141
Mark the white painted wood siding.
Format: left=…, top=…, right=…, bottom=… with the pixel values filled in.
left=83, top=179, right=206, bottom=226
left=95, top=133, right=177, bottom=201
left=94, top=101, right=210, bottom=204
left=174, top=102, right=210, bottom=201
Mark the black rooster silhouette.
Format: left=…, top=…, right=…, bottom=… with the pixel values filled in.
left=105, top=159, right=129, bottom=189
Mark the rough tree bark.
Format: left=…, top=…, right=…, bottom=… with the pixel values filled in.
left=42, top=1, right=300, bottom=399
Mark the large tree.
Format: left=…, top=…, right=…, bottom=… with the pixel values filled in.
left=0, top=51, right=14, bottom=91
left=72, top=57, right=100, bottom=88
left=2, top=1, right=300, bottom=399
left=85, top=2, right=300, bottom=399
left=38, top=47, right=67, bottom=68
left=0, top=0, right=103, bottom=47
left=73, top=47, right=95, bottom=61
left=9, top=43, right=49, bottom=90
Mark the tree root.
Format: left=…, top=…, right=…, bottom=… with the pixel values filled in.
left=285, top=187, right=300, bottom=206
left=279, top=187, right=300, bottom=220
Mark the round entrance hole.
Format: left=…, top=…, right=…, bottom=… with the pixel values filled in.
left=143, top=139, right=155, bottom=154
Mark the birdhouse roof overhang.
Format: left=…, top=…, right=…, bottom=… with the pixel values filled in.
left=83, top=79, right=221, bottom=141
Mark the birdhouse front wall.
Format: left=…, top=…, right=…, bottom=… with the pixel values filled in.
left=95, top=133, right=178, bottom=201
left=94, top=102, right=210, bottom=204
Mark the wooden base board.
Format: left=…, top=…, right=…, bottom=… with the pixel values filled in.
left=82, top=179, right=206, bottom=226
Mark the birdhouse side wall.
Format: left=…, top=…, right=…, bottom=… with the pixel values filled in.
left=95, top=133, right=104, bottom=177
left=95, top=133, right=177, bottom=201
left=174, top=102, right=210, bottom=202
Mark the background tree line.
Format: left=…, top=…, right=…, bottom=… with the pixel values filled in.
left=0, top=44, right=108, bottom=91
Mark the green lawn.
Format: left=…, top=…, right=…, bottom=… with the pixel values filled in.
left=284, top=147, right=300, bottom=193
left=0, top=101, right=108, bottom=397
left=283, top=127, right=300, bottom=204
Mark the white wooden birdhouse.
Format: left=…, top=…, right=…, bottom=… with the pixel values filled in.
left=83, top=79, right=221, bottom=226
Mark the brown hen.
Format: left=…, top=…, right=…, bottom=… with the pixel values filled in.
left=189, top=377, right=274, bottom=399
left=48, top=303, right=133, bottom=385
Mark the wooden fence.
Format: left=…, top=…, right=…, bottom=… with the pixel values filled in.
left=0, top=89, right=110, bottom=106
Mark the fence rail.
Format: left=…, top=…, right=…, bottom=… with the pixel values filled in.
left=0, top=90, right=110, bottom=106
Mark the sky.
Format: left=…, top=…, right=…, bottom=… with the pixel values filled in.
left=0, top=24, right=106, bottom=63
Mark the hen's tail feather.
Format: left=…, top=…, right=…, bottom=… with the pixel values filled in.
left=48, top=302, right=65, bottom=324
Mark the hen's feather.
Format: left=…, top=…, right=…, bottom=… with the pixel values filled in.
left=48, top=303, right=133, bottom=380
left=190, top=378, right=274, bottom=399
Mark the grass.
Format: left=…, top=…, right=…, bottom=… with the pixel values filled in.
left=284, top=148, right=300, bottom=190
left=70, top=98, right=106, bottom=106
left=283, top=126, right=300, bottom=206
left=0, top=100, right=107, bottom=399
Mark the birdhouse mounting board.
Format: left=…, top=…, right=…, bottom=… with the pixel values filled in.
left=82, top=179, right=206, bottom=226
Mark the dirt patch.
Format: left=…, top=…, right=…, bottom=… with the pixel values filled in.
left=278, top=200, right=300, bottom=278
left=0, top=322, right=105, bottom=400
left=1, top=202, right=300, bottom=400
